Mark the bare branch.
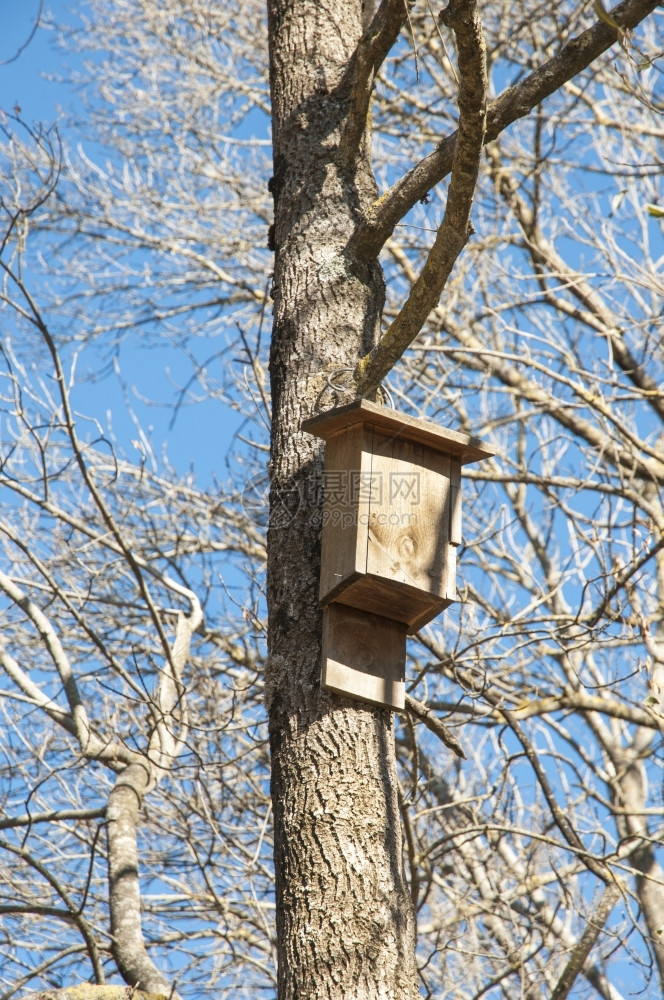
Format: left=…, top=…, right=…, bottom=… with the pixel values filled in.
left=0, top=835, right=105, bottom=984
left=495, top=702, right=618, bottom=885
left=0, top=569, right=139, bottom=767
left=486, top=145, right=664, bottom=425
left=352, top=0, right=661, bottom=260
left=550, top=882, right=622, bottom=1000
left=433, top=320, right=664, bottom=486
left=405, top=692, right=466, bottom=758
left=106, top=763, right=179, bottom=998
left=0, top=0, right=44, bottom=66
left=0, top=807, right=105, bottom=831
left=354, top=0, right=487, bottom=395
left=147, top=603, right=203, bottom=780
left=427, top=692, right=664, bottom=731
left=338, top=0, right=410, bottom=162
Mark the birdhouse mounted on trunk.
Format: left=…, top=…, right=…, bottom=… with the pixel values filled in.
left=302, top=400, right=493, bottom=710
left=303, top=399, right=493, bottom=631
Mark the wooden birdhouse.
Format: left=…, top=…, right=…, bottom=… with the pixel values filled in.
left=302, top=400, right=493, bottom=709
left=303, top=399, right=493, bottom=633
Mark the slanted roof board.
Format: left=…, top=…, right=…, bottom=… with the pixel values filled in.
left=303, top=398, right=493, bottom=465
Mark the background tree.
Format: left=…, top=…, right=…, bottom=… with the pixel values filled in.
left=0, top=1, right=662, bottom=998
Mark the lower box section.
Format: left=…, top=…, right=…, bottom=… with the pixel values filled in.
left=321, top=603, right=407, bottom=710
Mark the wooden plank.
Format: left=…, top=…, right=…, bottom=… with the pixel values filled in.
left=365, top=430, right=451, bottom=614
left=318, top=423, right=371, bottom=603
left=321, top=603, right=407, bottom=710
left=329, top=574, right=452, bottom=631
left=303, top=398, right=494, bottom=465
left=449, top=459, right=462, bottom=546
left=443, top=545, right=457, bottom=607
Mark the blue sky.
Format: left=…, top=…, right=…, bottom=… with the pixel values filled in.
left=0, top=1, right=73, bottom=122
left=0, top=1, right=248, bottom=485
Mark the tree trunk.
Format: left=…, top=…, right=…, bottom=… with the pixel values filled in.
left=265, top=1, right=418, bottom=997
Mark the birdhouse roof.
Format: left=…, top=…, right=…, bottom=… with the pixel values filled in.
left=302, top=399, right=494, bottom=465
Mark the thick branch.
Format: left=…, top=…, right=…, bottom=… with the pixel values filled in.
left=339, top=0, right=408, bottom=162
left=353, top=0, right=661, bottom=260
left=405, top=693, right=466, bottom=758
left=428, top=691, right=664, bottom=731
left=147, top=605, right=202, bottom=777
left=106, top=763, right=178, bottom=997
left=0, top=603, right=137, bottom=768
left=106, top=609, right=199, bottom=997
left=550, top=882, right=622, bottom=1000
left=0, top=807, right=106, bottom=831
left=354, top=0, right=486, bottom=396
left=0, top=568, right=96, bottom=753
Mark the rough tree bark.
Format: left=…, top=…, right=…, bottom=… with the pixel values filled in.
left=265, top=1, right=419, bottom=998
